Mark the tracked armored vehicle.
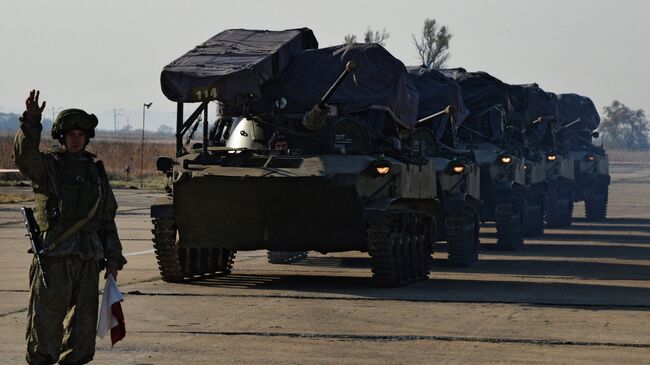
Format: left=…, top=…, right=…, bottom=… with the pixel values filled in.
left=151, top=28, right=441, bottom=287
left=509, top=84, right=576, bottom=236
left=558, top=94, right=609, bottom=220
left=507, top=84, right=548, bottom=237
left=407, top=67, right=481, bottom=266
left=529, top=91, right=577, bottom=228
left=442, top=69, right=526, bottom=250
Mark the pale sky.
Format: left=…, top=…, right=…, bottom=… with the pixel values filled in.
left=1, top=0, right=649, bottom=131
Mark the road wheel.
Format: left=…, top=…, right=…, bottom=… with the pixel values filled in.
left=267, top=251, right=309, bottom=264
left=495, top=197, right=524, bottom=250
left=446, top=207, right=479, bottom=267
left=367, top=212, right=431, bottom=287
left=152, top=217, right=235, bottom=281
left=179, top=247, right=236, bottom=277
left=558, top=188, right=574, bottom=227
left=585, top=185, right=608, bottom=221
left=545, top=188, right=571, bottom=227
left=152, top=217, right=184, bottom=282
left=524, top=196, right=544, bottom=237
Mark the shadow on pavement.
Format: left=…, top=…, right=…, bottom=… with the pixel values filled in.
left=182, top=273, right=650, bottom=310
left=566, top=223, right=650, bottom=233
left=429, top=258, right=649, bottom=281
left=480, top=231, right=650, bottom=244
left=281, top=244, right=650, bottom=278
left=478, top=243, right=650, bottom=261
left=573, top=217, right=650, bottom=225
left=174, top=213, right=650, bottom=309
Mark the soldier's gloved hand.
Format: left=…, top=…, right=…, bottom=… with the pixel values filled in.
left=105, top=264, right=120, bottom=280
left=25, top=89, right=46, bottom=118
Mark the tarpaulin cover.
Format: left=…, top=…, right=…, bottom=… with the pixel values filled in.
left=557, top=93, right=600, bottom=131
left=160, top=28, right=318, bottom=104
left=407, top=66, right=469, bottom=139
left=440, top=68, right=513, bottom=119
left=253, top=43, right=419, bottom=129
left=512, top=84, right=559, bottom=139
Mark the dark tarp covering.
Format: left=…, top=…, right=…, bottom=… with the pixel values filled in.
left=253, top=43, right=419, bottom=129
left=407, top=66, right=469, bottom=140
left=440, top=68, right=513, bottom=141
left=160, top=28, right=318, bottom=104
left=512, top=84, right=559, bottom=139
left=557, top=93, right=600, bottom=131
left=441, top=68, right=513, bottom=119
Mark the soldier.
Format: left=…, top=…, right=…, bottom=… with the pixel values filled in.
left=124, top=161, right=132, bottom=181
left=13, top=90, right=127, bottom=365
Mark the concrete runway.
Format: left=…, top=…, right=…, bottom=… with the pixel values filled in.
left=0, top=172, right=649, bottom=364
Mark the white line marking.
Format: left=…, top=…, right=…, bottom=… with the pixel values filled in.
left=124, top=249, right=155, bottom=257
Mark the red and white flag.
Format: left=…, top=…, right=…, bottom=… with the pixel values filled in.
left=97, top=274, right=126, bottom=346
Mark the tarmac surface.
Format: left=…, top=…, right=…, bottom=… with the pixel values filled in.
left=0, top=169, right=649, bottom=364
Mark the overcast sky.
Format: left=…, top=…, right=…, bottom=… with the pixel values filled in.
left=1, top=0, right=649, bottom=130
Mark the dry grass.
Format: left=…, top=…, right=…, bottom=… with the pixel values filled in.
left=0, top=192, right=33, bottom=204
left=0, top=134, right=174, bottom=181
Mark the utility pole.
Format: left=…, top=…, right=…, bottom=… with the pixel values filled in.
left=140, top=102, right=153, bottom=188
left=114, top=108, right=117, bottom=133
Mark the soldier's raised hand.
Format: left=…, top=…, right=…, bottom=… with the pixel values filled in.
left=25, top=90, right=46, bottom=117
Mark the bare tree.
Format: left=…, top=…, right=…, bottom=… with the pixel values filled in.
left=600, top=100, right=649, bottom=149
left=344, top=28, right=389, bottom=46
left=363, top=28, right=389, bottom=46
left=413, top=18, right=452, bottom=69
left=344, top=34, right=357, bottom=45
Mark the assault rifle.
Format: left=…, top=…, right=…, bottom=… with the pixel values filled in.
left=21, top=207, right=49, bottom=289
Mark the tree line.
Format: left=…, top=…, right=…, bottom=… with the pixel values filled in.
left=0, top=112, right=52, bottom=131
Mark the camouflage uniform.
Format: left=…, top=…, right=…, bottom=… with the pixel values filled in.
left=14, top=111, right=127, bottom=365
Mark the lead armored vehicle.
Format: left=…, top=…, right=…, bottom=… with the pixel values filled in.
left=152, top=28, right=441, bottom=287
left=407, top=67, right=481, bottom=266
left=557, top=93, right=609, bottom=220
left=442, top=69, right=526, bottom=250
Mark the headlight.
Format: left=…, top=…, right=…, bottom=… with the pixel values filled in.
left=585, top=154, right=596, bottom=161
left=371, top=160, right=392, bottom=176
left=448, top=161, right=465, bottom=174
left=376, top=166, right=391, bottom=175
left=547, top=154, right=557, bottom=162
left=499, top=155, right=512, bottom=164
left=524, top=163, right=529, bottom=171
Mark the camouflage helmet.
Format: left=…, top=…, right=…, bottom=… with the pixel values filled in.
left=51, top=108, right=98, bottom=141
